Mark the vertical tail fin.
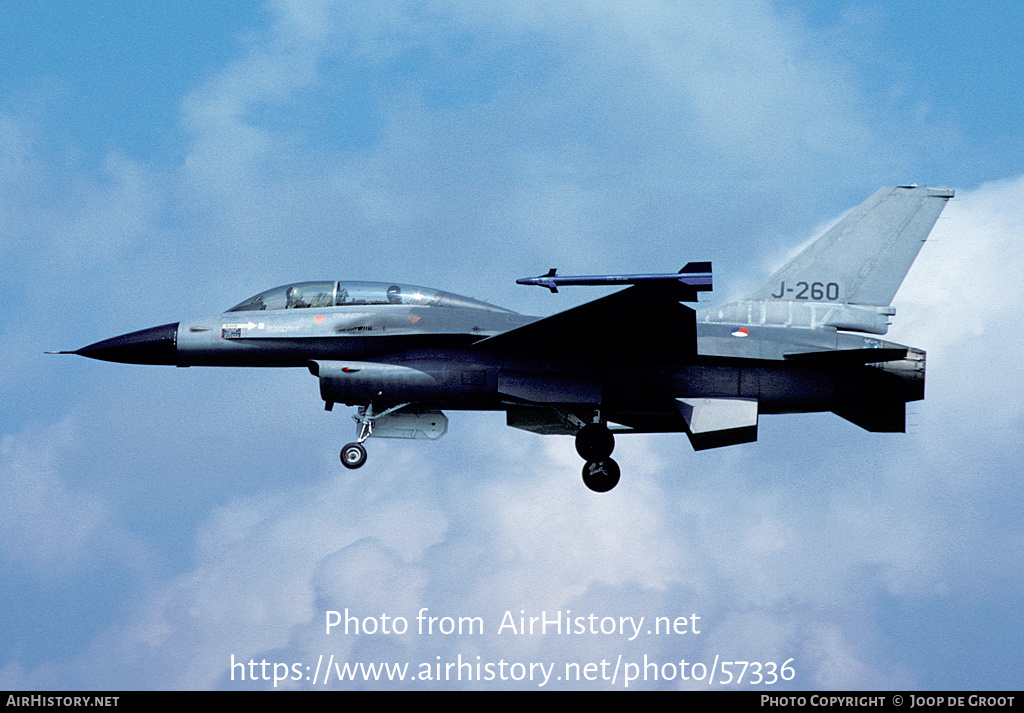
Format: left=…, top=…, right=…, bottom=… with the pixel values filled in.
left=750, top=186, right=954, bottom=307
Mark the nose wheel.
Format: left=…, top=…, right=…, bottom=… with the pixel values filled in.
left=340, top=410, right=373, bottom=469
left=341, top=442, right=367, bottom=469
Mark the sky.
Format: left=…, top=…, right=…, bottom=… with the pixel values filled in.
left=1, top=0, right=1022, bottom=691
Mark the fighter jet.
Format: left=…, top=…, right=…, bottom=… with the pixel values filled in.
left=52, top=186, right=953, bottom=492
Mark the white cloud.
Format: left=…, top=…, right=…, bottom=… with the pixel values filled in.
left=897, top=177, right=1024, bottom=428
left=0, top=417, right=150, bottom=580
left=164, top=0, right=900, bottom=300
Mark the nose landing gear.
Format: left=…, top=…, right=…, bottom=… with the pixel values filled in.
left=339, top=402, right=412, bottom=470
left=340, top=412, right=372, bottom=469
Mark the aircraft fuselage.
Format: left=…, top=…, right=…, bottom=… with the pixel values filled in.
left=77, top=300, right=923, bottom=427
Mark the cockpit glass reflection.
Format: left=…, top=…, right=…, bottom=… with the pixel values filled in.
left=226, top=281, right=513, bottom=313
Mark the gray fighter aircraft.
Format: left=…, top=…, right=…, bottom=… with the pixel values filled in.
left=53, top=185, right=953, bottom=491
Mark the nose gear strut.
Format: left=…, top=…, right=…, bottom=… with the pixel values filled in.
left=340, top=402, right=411, bottom=469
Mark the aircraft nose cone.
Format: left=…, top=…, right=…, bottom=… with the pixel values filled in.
left=74, top=323, right=179, bottom=365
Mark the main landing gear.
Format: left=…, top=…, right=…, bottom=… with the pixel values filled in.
left=575, top=422, right=620, bottom=492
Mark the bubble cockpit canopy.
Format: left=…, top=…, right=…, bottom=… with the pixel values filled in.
left=226, top=281, right=514, bottom=314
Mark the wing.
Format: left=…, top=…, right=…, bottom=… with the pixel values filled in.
left=475, top=283, right=697, bottom=362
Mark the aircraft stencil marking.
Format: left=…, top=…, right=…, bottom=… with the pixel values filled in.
left=771, top=281, right=842, bottom=300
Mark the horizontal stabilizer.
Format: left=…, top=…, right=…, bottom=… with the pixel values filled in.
left=676, top=397, right=758, bottom=450
left=835, top=403, right=909, bottom=432
left=833, top=404, right=906, bottom=433
left=783, top=347, right=908, bottom=365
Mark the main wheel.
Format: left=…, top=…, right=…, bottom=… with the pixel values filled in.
left=582, top=458, right=620, bottom=492
left=341, top=442, right=367, bottom=469
left=575, top=423, right=615, bottom=461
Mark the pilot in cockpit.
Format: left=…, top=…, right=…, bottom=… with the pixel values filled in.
left=285, top=286, right=308, bottom=309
